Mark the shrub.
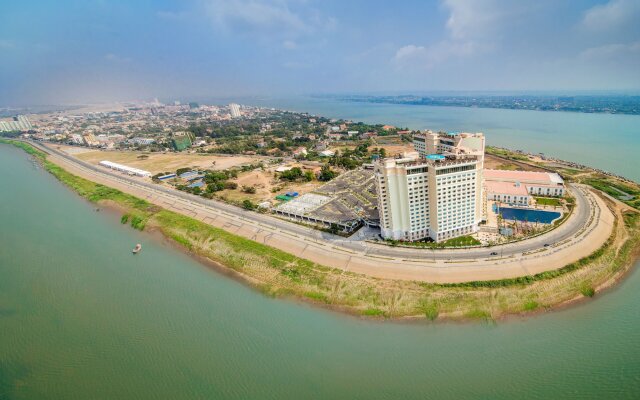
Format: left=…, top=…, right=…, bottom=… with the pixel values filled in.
left=580, top=285, right=595, bottom=297
left=242, top=199, right=256, bottom=210
left=242, top=185, right=256, bottom=194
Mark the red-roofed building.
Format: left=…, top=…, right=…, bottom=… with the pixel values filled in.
left=484, top=169, right=565, bottom=207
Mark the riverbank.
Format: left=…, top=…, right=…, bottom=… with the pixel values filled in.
left=3, top=139, right=639, bottom=321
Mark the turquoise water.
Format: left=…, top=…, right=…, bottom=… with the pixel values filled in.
left=238, top=96, right=640, bottom=181
left=499, top=207, right=561, bottom=223
left=1, top=143, right=640, bottom=399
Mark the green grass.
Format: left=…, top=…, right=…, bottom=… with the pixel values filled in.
left=421, top=302, right=439, bottom=320
left=534, top=197, right=562, bottom=207
left=583, top=177, right=640, bottom=210
left=442, top=235, right=481, bottom=247
left=362, top=308, right=385, bottom=317
left=465, top=309, right=492, bottom=320
left=388, top=234, right=481, bottom=248
left=580, top=285, right=595, bottom=297
left=486, top=146, right=530, bottom=162
left=523, top=300, right=539, bottom=311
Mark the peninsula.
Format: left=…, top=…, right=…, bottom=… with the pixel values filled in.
left=2, top=102, right=639, bottom=321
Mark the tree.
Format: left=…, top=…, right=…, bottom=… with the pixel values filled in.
left=279, top=167, right=303, bottom=181
left=242, top=199, right=256, bottom=210
left=328, top=223, right=340, bottom=234
left=318, top=165, right=337, bottom=181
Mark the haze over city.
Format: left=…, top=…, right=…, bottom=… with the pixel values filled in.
left=1, top=0, right=640, bottom=105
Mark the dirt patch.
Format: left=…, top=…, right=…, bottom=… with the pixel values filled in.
left=68, top=146, right=261, bottom=174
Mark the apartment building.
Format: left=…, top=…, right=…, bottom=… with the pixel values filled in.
left=374, top=152, right=480, bottom=242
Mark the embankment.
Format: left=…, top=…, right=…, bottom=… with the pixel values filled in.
left=3, top=139, right=640, bottom=321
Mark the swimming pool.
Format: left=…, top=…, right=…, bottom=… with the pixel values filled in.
left=498, top=207, right=561, bottom=224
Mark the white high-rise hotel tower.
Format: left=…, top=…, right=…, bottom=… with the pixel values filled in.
left=374, top=131, right=485, bottom=242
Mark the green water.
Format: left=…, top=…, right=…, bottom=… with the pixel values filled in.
left=1, top=143, right=640, bottom=399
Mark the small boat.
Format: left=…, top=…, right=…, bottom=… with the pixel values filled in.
left=132, top=244, right=142, bottom=254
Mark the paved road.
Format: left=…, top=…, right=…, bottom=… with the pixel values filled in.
left=30, top=140, right=595, bottom=262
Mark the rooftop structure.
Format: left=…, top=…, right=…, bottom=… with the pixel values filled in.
left=99, top=160, right=151, bottom=177
left=484, top=169, right=565, bottom=198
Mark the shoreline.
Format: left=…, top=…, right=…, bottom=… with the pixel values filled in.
left=3, top=139, right=640, bottom=322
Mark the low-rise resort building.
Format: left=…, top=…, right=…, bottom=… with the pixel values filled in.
left=484, top=169, right=565, bottom=206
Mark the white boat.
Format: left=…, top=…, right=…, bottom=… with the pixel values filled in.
left=132, top=244, right=142, bottom=254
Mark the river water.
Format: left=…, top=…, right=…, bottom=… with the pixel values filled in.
left=1, top=141, right=640, bottom=399
left=231, top=96, right=640, bottom=182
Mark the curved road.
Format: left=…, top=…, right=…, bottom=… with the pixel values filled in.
left=24, top=140, right=613, bottom=282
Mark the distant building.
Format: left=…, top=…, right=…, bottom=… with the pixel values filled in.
left=82, top=132, right=100, bottom=147
left=129, top=137, right=155, bottom=146
left=293, top=147, right=308, bottom=158
left=318, top=150, right=335, bottom=157
left=0, top=115, right=33, bottom=132
left=229, top=103, right=241, bottom=118
left=69, top=134, right=84, bottom=145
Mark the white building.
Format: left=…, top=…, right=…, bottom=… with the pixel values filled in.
left=0, top=115, right=33, bottom=132
left=484, top=169, right=565, bottom=198
left=99, top=160, right=151, bottom=177
left=485, top=180, right=531, bottom=206
left=229, top=103, right=241, bottom=118
left=375, top=152, right=481, bottom=242
left=414, top=130, right=485, bottom=224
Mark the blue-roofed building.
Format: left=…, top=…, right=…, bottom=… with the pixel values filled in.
left=179, top=171, right=198, bottom=179
left=188, top=181, right=204, bottom=188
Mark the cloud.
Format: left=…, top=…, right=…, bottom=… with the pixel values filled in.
left=282, top=61, right=309, bottom=69
left=104, top=53, right=132, bottom=63
left=392, top=0, right=510, bottom=69
left=0, top=39, right=14, bottom=49
left=580, top=41, right=640, bottom=60
left=282, top=39, right=297, bottom=49
left=581, top=0, right=640, bottom=32
left=444, top=0, right=504, bottom=40
left=156, top=10, right=189, bottom=20
left=202, top=0, right=333, bottom=36
left=392, top=41, right=477, bottom=69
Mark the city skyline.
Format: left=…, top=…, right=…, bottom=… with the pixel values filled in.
left=1, top=0, right=639, bottom=106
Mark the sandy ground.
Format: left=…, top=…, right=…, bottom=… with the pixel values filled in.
left=219, top=164, right=325, bottom=203
left=41, top=143, right=616, bottom=284
left=55, top=145, right=261, bottom=174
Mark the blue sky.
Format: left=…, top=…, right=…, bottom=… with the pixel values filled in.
left=1, top=0, right=639, bottom=105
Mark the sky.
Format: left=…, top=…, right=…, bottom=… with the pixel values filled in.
left=1, top=0, right=639, bottom=105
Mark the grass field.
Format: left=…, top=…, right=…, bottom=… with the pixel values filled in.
left=534, top=197, right=563, bottom=207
